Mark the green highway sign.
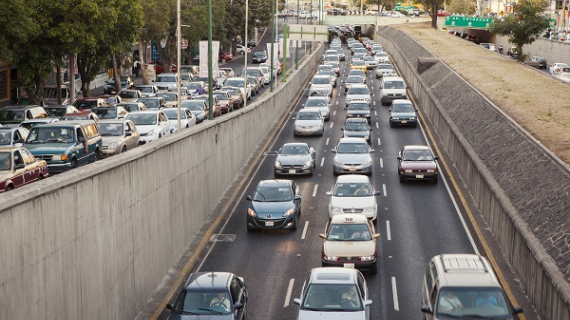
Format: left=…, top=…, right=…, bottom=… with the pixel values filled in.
left=444, top=16, right=493, bottom=29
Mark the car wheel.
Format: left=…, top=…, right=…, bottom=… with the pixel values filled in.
left=370, top=262, right=378, bottom=274
left=433, top=176, right=439, bottom=184
left=93, top=150, right=100, bottom=162
left=71, top=159, right=78, bottom=169
left=372, top=218, right=377, bottom=225
left=390, top=122, right=395, bottom=128
left=399, top=175, right=405, bottom=183
left=246, top=222, right=252, bottom=232
left=38, top=175, right=44, bottom=180
left=121, top=146, right=127, bottom=153
left=158, top=134, right=162, bottom=138
left=5, top=184, right=13, bottom=191
left=291, top=216, right=298, bottom=231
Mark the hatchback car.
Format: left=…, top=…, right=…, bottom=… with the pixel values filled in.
left=118, top=89, right=144, bottom=102
left=332, top=137, right=374, bottom=176
left=293, top=267, right=372, bottom=320
left=135, top=85, right=159, bottom=97
left=181, top=100, right=208, bottom=123
left=0, top=127, right=29, bottom=146
left=161, top=108, right=196, bottom=131
left=274, top=142, right=316, bottom=176
left=397, top=145, right=439, bottom=183
left=97, top=119, right=140, bottom=156
left=327, top=174, right=379, bottom=223
left=341, top=118, right=371, bottom=143
left=319, top=214, right=380, bottom=272
left=246, top=180, right=302, bottom=231
left=389, top=99, right=418, bottom=127
left=294, top=109, right=324, bottom=136
left=167, top=272, right=247, bottom=320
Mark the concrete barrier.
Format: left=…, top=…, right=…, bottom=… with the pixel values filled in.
left=0, top=44, right=325, bottom=320
left=376, top=26, right=570, bottom=320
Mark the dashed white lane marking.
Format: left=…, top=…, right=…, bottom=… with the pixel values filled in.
left=320, top=157, right=325, bottom=167
left=374, top=110, right=377, bottom=116
left=333, top=110, right=336, bottom=116
left=377, top=138, right=381, bottom=146
left=375, top=122, right=379, bottom=129
left=386, top=220, right=392, bottom=241
left=326, top=137, right=330, bottom=145
left=380, top=158, right=383, bottom=168
left=391, top=277, right=400, bottom=311
left=336, top=101, right=339, bottom=105
left=312, top=184, right=319, bottom=197
left=301, top=221, right=309, bottom=240
left=284, top=278, right=295, bottom=307
left=383, top=184, right=387, bottom=197
left=373, top=101, right=376, bottom=106
left=330, top=122, right=334, bottom=129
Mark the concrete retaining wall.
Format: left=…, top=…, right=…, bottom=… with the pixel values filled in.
left=0, top=45, right=325, bottom=320
left=377, top=26, right=570, bottom=320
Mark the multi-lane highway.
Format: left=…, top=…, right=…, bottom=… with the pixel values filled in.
left=153, top=35, right=529, bottom=320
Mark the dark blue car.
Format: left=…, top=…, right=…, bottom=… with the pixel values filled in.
left=246, top=180, right=302, bottom=231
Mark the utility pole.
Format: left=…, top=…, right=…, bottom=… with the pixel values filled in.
left=295, top=0, right=299, bottom=70
left=270, top=0, right=275, bottom=91
left=208, top=0, right=214, bottom=119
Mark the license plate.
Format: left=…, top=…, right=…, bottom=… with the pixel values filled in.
left=265, top=221, right=274, bottom=227
left=401, top=120, right=407, bottom=124
left=416, top=174, right=424, bottom=179
left=349, top=168, right=357, bottom=172
left=289, top=169, right=296, bottom=173
left=344, top=263, right=355, bottom=269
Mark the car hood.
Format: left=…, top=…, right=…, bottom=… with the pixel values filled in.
left=276, top=154, right=311, bottom=165
left=168, top=313, right=235, bottom=320
left=334, top=153, right=371, bottom=165
left=343, top=130, right=369, bottom=138
left=330, top=196, right=375, bottom=209
left=101, top=136, right=125, bottom=147
left=401, top=160, right=437, bottom=170
left=25, top=143, right=74, bottom=154
left=135, top=124, right=159, bottom=134
left=347, top=110, right=370, bottom=116
left=250, top=201, right=295, bottom=217
left=391, top=111, right=416, bottom=117
left=298, top=310, right=366, bottom=320
left=295, top=120, right=322, bottom=127
left=324, top=240, right=376, bottom=256
left=346, top=94, right=370, bottom=100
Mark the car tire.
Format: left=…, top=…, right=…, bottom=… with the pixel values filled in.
left=121, top=146, right=127, bottom=153
left=399, top=175, right=405, bottom=183
left=370, top=262, right=378, bottom=274
left=291, top=216, right=298, bottom=231
left=71, top=159, right=78, bottom=169
left=5, top=184, right=13, bottom=191
left=93, top=150, right=100, bottom=163
left=433, top=176, right=439, bottom=184
left=38, top=175, right=44, bottom=180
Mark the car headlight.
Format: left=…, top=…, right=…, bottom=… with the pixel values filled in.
left=427, top=169, right=436, bottom=173
left=404, top=169, right=413, bottom=173
left=364, top=206, right=375, bottom=213
left=333, top=158, right=343, bottom=166
left=331, top=206, right=343, bottom=213
left=360, top=255, right=375, bottom=261
left=391, top=117, right=399, bottom=120
left=52, top=154, right=68, bottom=161
left=247, top=208, right=257, bottom=217
left=283, top=208, right=295, bottom=217
left=274, top=161, right=282, bottom=169
left=410, top=117, right=416, bottom=120
left=364, top=158, right=372, bottom=166
left=108, top=142, right=118, bottom=150
left=324, top=256, right=339, bottom=261
left=303, top=160, right=312, bottom=169
left=148, top=130, right=156, bottom=136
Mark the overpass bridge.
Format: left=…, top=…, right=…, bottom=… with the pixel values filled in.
left=324, top=15, right=431, bottom=38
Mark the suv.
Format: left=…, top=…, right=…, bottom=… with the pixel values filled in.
left=309, top=75, right=333, bottom=97
left=167, top=272, right=248, bottom=320
left=345, top=84, right=371, bottom=106
left=24, top=120, right=102, bottom=173
left=421, top=254, right=523, bottom=320
left=380, top=76, right=407, bottom=106
left=0, top=105, right=49, bottom=127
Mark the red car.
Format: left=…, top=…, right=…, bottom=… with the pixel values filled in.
left=149, top=61, right=177, bottom=74
left=219, top=51, right=233, bottom=63
left=397, top=145, right=439, bottom=184
left=0, top=146, right=49, bottom=193
left=62, top=110, right=100, bottom=121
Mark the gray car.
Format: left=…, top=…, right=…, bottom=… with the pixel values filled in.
left=389, top=99, right=418, bottom=127
left=332, top=137, right=374, bottom=176
left=97, top=119, right=140, bottom=156
left=345, top=102, right=371, bottom=123
left=274, top=142, right=316, bottom=176
left=294, top=109, right=324, bottom=136
left=341, top=118, right=371, bottom=143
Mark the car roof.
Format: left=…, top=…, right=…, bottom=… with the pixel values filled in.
left=0, top=127, right=19, bottom=132
left=128, top=110, right=160, bottom=115
left=40, top=120, right=96, bottom=127
left=309, top=267, right=358, bottom=284
left=432, top=254, right=500, bottom=287
left=338, top=137, right=368, bottom=144
left=345, top=118, right=368, bottom=123
left=391, top=99, right=413, bottom=105
left=403, top=145, right=430, bottom=151
left=97, top=119, right=129, bottom=124
left=330, top=214, right=370, bottom=224
left=349, top=84, right=368, bottom=89
left=0, top=105, right=42, bottom=110
left=383, top=76, right=404, bottom=81
left=257, top=180, right=292, bottom=187
left=184, top=272, right=233, bottom=290
left=282, top=142, right=309, bottom=148
left=298, top=108, right=320, bottom=114
left=335, top=174, right=370, bottom=183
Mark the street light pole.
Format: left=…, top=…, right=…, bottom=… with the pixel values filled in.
left=244, top=0, right=249, bottom=108
left=295, top=0, right=299, bottom=70
left=176, top=0, right=182, bottom=131
left=208, top=0, right=214, bottom=119
left=270, top=0, right=275, bottom=92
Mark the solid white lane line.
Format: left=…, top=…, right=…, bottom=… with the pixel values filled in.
left=312, top=184, right=319, bottom=197
left=330, top=122, right=334, bottom=128
left=375, top=122, right=379, bottom=129
left=380, top=158, right=383, bottom=168
left=383, top=184, right=387, bottom=197
left=284, top=278, right=295, bottom=307
left=377, top=138, right=381, bottom=146
left=326, top=137, right=330, bottom=145
left=301, top=221, right=309, bottom=240
left=320, top=157, right=325, bottom=167
left=386, top=220, right=392, bottom=241
left=391, top=277, right=400, bottom=311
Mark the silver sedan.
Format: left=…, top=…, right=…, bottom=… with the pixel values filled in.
left=274, top=142, right=316, bottom=176
left=97, top=119, right=140, bottom=156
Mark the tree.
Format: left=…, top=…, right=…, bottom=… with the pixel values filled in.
left=491, top=0, right=549, bottom=61
left=419, top=0, right=445, bottom=28
left=446, top=0, right=477, bottom=15
left=0, top=0, right=35, bottom=62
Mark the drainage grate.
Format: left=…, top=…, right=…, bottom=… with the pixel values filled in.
left=209, top=234, right=237, bottom=243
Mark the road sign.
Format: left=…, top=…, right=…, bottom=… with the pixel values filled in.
left=181, top=38, right=188, bottom=49
left=444, top=16, right=493, bottom=29
left=287, top=24, right=329, bottom=41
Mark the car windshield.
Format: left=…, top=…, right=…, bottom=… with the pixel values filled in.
left=119, top=91, right=138, bottom=98
left=171, top=290, right=232, bottom=315
left=346, top=76, right=363, bottom=84
left=162, top=109, right=185, bottom=119
left=119, top=104, right=140, bottom=112
left=97, top=123, right=123, bottom=136
left=156, top=75, right=176, bottom=82
left=297, top=112, right=320, bottom=120
left=324, top=56, right=337, bottom=62
left=181, top=101, right=204, bottom=111
left=281, top=145, right=309, bottom=155
left=253, top=186, right=292, bottom=202
left=26, top=127, right=74, bottom=143
left=403, top=149, right=434, bottom=161
left=126, top=113, right=157, bottom=125
left=436, top=287, right=510, bottom=318
left=319, top=70, right=335, bottom=77
left=213, top=93, right=228, bottom=101
left=138, top=99, right=160, bottom=109
left=73, top=100, right=98, bottom=109
left=44, top=107, right=67, bottom=117
left=94, top=109, right=118, bottom=119
left=345, top=122, right=368, bottom=131
left=246, top=69, right=259, bottom=77
left=349, top=71, right=365, bottom=78
left=347, top=103, right=369, bottom=111
left=337, top=142, right=368, bottom=154
left=306, top=99, right=328, bottom=107
left=247, top=76, right=258, bottom=84
left=185, top=82, right=202, bottom=90
left=377, top=53, right=388, bottom=58
left=0, top=110, right=25, bottom=122
left=333, top=182, right=372, bottom=197
left=0, top=151, right=12, bottom=170
left=377, top=64, right=393, bottom=70
left=392, top=103, right=414, bottom=113
left=364, top=57, right=375, bottom=61
left=384, top=80, right=405, bottom=89
left=318, top=66, right=333, bottom=72
left=312, top=77, right=330, bottom=85
left=0, top=130, right=13, bottom=145
left=328, top=223, right=372, bottom=240
left=103, top=97, right=117, bottom=105
left=352, top=61, right=365, bottom=66
left=302, top=284, right=363, bottom=311
left=225, top=79, right=244, bottom=87
left=137, top=86, right=154, bottom=93
left=181, top=74, right=192, bottom=81
left=156, top=93, right=176, bottom=101
left=253, top=51, right=266, bottom=57
left=347, top=87, right=369, bottom=95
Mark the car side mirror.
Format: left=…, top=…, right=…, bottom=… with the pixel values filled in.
left=234, top=303, right=244, bottom=309
left=434, top=156, right=440, bottom=160
left=293, top=298, right=301, bottom=305
left=331, top=149, right=336, bottom=153
left=397, top=156, right=402, bottom=160
left=78, top=137, right=86, bottom=142
left=246, top=195, right=252, bottom=200
left=340, top=128, right=344, bottom=131
left=374, top=191, right=381, bottom=196
left=372, top=233, right=380, bottom=239
left=421, top=305, right=433, bottom=314
left=326, top=191, right=332, bottom=196
left=166, top=304, right=173, bottom=310
left=389, top=108, right=392, bottom=111
left=125, top=131, right=132, bottom=136
left=364, top=300, right=373, bottom=306
left=319, top=233, right=326, bottom=239
left=15, top=163, right=25, bottom=169
left=294, top=194, right=301, bottom=200
left=370, top=149, right=375, bottom=153
left=301, top=104, right=305, bottom=107
left=513, top=307, right=523, bottom=313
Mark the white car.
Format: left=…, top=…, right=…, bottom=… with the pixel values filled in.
left=156, top=92, right=179, bottom=108
left=327, top=174, right=379, bottom=223
left=294, top=109, right=324, bottom=136
left=293, top=267, right=372, bottom=320
left=376, top=63, right=395, bottom=79
left=153, top=73, right=178, bottom=91
left=161, top=108, right=197, bottom=132
left=550, top=63, right=569, bottom=75
left=309, top=75, right=333, bottom=97
left=374, top=52, right=390, bottom=64
left=319, top=214, right=380, bottom=273
left=223, top=77, right=252, bottom=100
left=125, top=110, right=172, bottom=144
left=557, top=72, right=570, bottom=83
left=322, top=55, right=341, bottom=74
left=258, top=66, right=271, bottom=84
left=345, top=84, right=371, bottom=106
left=236, top=44, right=250, bottom=55
left=380, top=76, right=407, bottom=106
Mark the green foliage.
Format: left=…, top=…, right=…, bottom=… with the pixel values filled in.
left=419, top=0, right=445, bottom=28
left=446, top=0, right=477, bottom=15
left=491, top=0, right=549, bottom=60
left=0, top=0, right=36, bottom=61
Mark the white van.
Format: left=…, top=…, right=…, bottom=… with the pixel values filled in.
left=421, top=254, right=523, bottom=320
left=380, top=76, right=407, bottom=106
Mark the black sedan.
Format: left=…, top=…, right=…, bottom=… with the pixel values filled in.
left=103, top=76, right=135, bottom=94
left=246, top=180, right=302, bottom=231
left=167, top=272, right=247, bottom=320
left=251, top=51, right=268, bottom=64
